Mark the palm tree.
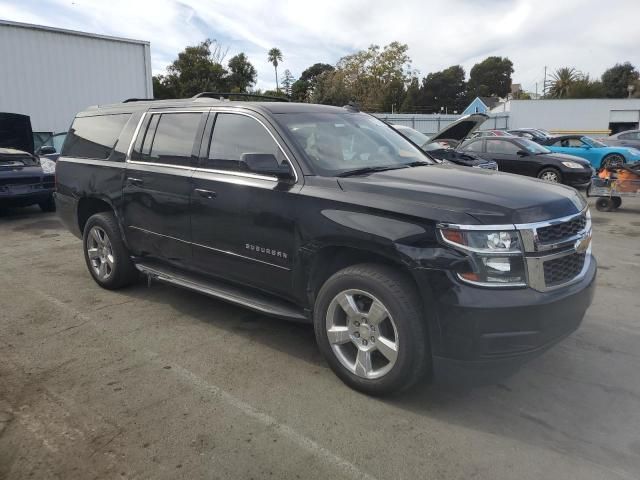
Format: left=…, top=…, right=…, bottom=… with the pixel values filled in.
left=548, top=67, right=580, bottom=98
left=267, top=48, right=283, bottom=92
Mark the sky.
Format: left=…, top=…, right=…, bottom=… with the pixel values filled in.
left=1, top=0, right=639, bottom=95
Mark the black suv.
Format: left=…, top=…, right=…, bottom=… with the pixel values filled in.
left=56, top=95, right=596, bottom=395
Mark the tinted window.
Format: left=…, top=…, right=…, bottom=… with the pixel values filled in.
left=140, top=113, right=202, bottom=166
left=63, top=114, right=131, bottom=159
left=463, top=140, right=484, bottom=152
left=205, top=113, right=285, bottom=172
left=486, top=140, right=520, bottom=154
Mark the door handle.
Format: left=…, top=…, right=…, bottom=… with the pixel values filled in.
left=194, top=188, right=216, bottom=199
left=127, top=177, right=144, bottom=187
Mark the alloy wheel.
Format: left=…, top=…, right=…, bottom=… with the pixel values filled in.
left=87, top=226, right=115, bottom=280
left=325, top=289, right=399, bottom=379
left=540, top=171, right=559, bottom=182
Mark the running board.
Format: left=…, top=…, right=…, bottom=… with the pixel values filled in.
left=135, top=262, right=308, bottom=322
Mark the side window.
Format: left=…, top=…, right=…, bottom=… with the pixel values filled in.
left=62, top=113, right=131, bottom=160
left=463, top=140, right=483, bottom=153
left=486, top=140, right=519, bottom=154
left=138, top=113, right=202, bottom=166
left=558, top=138, right=583, bottom=147
left=205, top=113, right=285, bottom=172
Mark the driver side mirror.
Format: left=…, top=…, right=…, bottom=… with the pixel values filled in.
left=581, top=144, right=591, bottom=149
left=517, top=149, right=529, bottom=156
left=242, top=153, right=293, bottom=180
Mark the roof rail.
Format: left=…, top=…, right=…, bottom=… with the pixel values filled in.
left=123, top=98, right=158, bottom=103
left=192, top=92, right=290, bottom=103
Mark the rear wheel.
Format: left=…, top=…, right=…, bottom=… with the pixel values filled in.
left=537, top=167, right=562, bottom=183
left=595, top=197, right=615, bottom=212
left=601, top=153, right=625, bottom=170
left=313, top=264, right=430, bottom=396
left=83, top=212, right=138, bottom=289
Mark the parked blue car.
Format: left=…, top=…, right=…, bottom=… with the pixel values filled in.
left=542, top=135, right=640, bottom=169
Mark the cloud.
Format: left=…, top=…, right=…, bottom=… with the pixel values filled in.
left=1, top=0, right=638, bottom=93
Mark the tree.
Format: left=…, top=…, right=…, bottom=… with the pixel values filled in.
left=280, top=69, right=295, bottom=98
left=468, top=56, right=514, bottom=98
left=419, top=65, right=467, bottom=113
left=566, top=75, right=605, bottom=98
left=267, top=48, right=283, bottom=92
left=400, top=77, right=420, bottom=112
left=601, top=62, right=639, bottom=98
left=291, top=63, right=334, bottom=102
left=547, top=67, right=580, bottom=98
left=227, top=53, right=257, bottom=92
left=313, top=42, right=413, bottom=111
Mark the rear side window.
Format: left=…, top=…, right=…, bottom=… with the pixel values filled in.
left=205, top=113, right=285, bottom=172
left=137, top=113, right=202, bottom=166
left=63, top=114, right=130, bottom=160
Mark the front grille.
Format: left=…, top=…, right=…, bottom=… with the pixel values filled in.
left=543, top=252, right=586, bottom=286
left=537, top=215, right=586, bottom=243
left=0, top=177, right=40, bottom=187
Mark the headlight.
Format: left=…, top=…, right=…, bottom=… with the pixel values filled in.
left=561, top=161, right=584, bottom=169
left=439, top=228, right=526, bottom=286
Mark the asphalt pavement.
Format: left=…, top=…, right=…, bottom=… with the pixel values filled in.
left=1, top=198, right=639, bottom=480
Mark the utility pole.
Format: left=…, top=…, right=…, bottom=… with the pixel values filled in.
left=535, top=82, right=538, bottom=98
left=543, top=66, right=547, bottom=97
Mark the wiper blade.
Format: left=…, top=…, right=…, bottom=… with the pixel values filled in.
left=337, top=165, right=409, bottom=177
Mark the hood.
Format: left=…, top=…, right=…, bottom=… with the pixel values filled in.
left=0, top=113, right=34, bottom=155
left=337, top=164, right=585, bottom=225
left=428, top=113, right=489, bottom=144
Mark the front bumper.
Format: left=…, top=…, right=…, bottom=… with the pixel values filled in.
left=563, top=169, right=594, bottom=187
left=417, top=255, right=596, bottom=362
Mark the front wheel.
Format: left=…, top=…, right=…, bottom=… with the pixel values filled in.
left=596, top=197, right=615, bottom=212
left=313, top=264, right=430, bottom=396
left=537, top=167, right=562, bottom=183
left=83, top=212, right=138, bottom=289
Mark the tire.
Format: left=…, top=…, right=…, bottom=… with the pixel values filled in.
left=601, top=153, right=625, bottom=170
left=595, top=197, right=615, bottom=212
left=39, top=195, right=56, bottom=212
left=612, top=196, right=622, bottom=208
left=82, top=212, right=138, bottom=289
left=537, top=167, right=562, bottom=183
left=313, top=263, right=430, bottom=396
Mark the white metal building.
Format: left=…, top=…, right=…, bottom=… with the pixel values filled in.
left=0, top=20, right=152, bottom=137
left=490, top=99, right=640, bottom=135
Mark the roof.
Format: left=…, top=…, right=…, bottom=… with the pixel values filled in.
left=0, top=19, right=149, bottom=46
left=478, top=97, right=500, bottom=109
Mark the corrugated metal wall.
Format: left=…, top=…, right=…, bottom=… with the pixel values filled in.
left=0, top=21, right=152, bottom=133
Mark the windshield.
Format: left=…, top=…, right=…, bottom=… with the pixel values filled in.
left=394, top=126, right=430, bottom=146
left=275, top=112, right=432, bottom=176
left=582, top=136, right=606, bottom=148
left=518, top=138, right=551, bottom=154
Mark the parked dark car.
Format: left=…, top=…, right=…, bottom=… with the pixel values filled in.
left=459, top=136, right=593, bottom=186
left=55, top=95, right=596, bottom=395
left=508, top=128, right=554, bottom=144
left=392, top=114, right=498, bottom=170
left=0, top=148, right=56, bottom=211
left=602, top=129, right=640, bottom=149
